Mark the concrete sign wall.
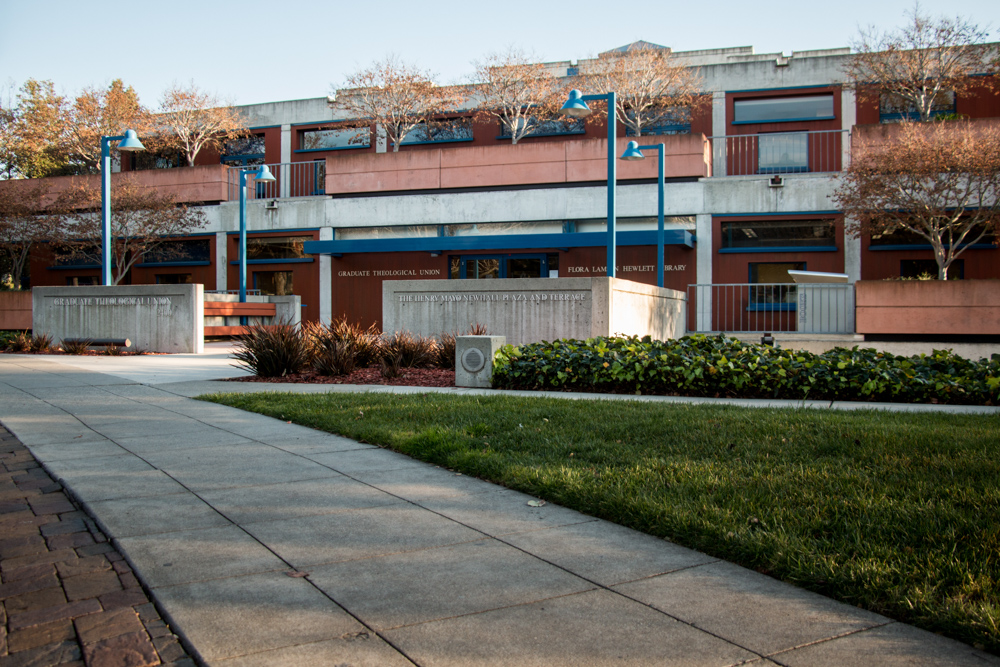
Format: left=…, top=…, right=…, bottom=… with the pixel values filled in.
left=33, top=285, right=204, bottom=354
left=383, top=277, right=686, bottom=346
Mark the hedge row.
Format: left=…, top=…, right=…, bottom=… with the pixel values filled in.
left=491, top=334, right=1000, bottom=405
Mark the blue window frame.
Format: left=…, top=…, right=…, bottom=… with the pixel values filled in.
left=625, top=107, right=691, bottom=136
left=498, top=117, right=585, bottom=140
left=733, top=95, right=835, bottom=124
left=221, top=135, right=266, bottom=167
left=399, top=118, right=473, bottom=146
left=299, top=127, right=370, bottom=151
left=879, top=91, right=955, bottom=123
left=721, top=219, right=836, bottom=251
left=757, top=132, right=809, bottom=174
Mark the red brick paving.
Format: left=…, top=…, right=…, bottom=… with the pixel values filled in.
left=0, top=427, right=195, bottom=667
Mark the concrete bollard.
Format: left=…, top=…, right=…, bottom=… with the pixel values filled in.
left=455, top=336, right=506, bottom=388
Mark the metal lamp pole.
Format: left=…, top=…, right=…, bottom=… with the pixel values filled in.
left=561, top=89, right=617, bottom=278
left=99, top=130, right=145, bottom=285
left=620, top=141, right=666, bottom=287
left=237, top=164, right=277, bottom=312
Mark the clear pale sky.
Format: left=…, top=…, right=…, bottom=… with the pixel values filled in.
left=1, top=0, right=995, bottom=107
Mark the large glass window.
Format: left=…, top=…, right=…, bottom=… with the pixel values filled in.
left=246, top=236, right=309, bottom=261
left=625, top=107, right=691, bottom=136
left=758, top=133, right=808, bottom=173
left=155, top=273, right=193, bottom=284
left=254, top=271, right=294, bottom=295
left=498, top=117, right=585, bottom=139
left=300, top=127, right=370, bottom=151
left=880, top=91, right=955, bottom=123
left=142, top=239, right=211, bottom=264
left=733, top=95, right=835, bottom=124
left=901, top=259, right=962, bottom=279
left=450, top=253, right=558, bottom=279
left=221, top=135, right=266, bottom=167
left=750, top=261, right=805, bottom=309
left=721, top=220, right=836, bottom=250
left=400, top=118, right=473, bottom=145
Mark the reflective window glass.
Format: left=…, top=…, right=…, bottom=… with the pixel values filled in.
left=758, top=133, right=809, bottom=173
left=301, top=127, right=370, bottom=150
left=733, top=95, right=834, bottom=123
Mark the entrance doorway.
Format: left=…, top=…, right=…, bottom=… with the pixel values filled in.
left=450, top=253, right=558, bottom=279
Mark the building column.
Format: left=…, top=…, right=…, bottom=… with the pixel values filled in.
left=843, top=216, right=862, bottom=284
left=318, top=226, right=333, bottom=324
left=840, top=89, right=856, bottom=169
left=375, top=125, right=387, bottom=153
left=280, top=124, right=292, bottom=199
left=695, top=214, right=714, bottom=332
left=711, top=91, right=727, bottom=177
left=215, top=232, right=228, bottom=292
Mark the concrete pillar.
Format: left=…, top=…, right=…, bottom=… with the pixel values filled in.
left=215, top=232, right=228, bottom=292
left=318, top=226, right=333, bottom=324
left=375, top=125, right=387, bottom=153
left=695, top=214, right=714, bottom=332
left=711, top=91, right=727, bottom=177
left=843, top=216, right=862, bottom=284
left=280, top=124, right=292, bottom=199
left=840, top=89, right=856, bottom=169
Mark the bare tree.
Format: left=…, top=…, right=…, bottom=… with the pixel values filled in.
left=158, top=83, right=249, bottom=166
left=845, top=5, right=996, bottom=122
left=330, top=56, right=464, bottom=152
left=0, top=180, right=79, bottom=289
left=67, top=79, right=152, bottom=173
left=834, top=120, right=1000, bottom=279
left=472, top=48, right=568, bottom=145
left=67, top=177, right=207, bottom=284
left=582, top=44, right=703, bottom=136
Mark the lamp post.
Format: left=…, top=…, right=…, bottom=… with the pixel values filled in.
left=561, top=89, right=617, bottom=278
left=100, top=130, right=145, bottom=285
left=620, top=140, right=666, bottom=288
left=238, top=165, right=277, bottom=307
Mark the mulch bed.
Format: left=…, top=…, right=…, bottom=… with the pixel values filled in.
left=225, top=366, right=456, bottom=387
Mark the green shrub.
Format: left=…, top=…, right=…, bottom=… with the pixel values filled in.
left=232, top=321, right=311, bottom=377
left=492, top=334, right=1000, bottom=406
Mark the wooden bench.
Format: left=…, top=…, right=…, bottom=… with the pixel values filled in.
left=204, top=302, right=277, bottom=337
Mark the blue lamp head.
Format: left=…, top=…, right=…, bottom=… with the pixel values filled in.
left=117, top=129, right=145, bottom=152
left=561, top=89, right=592, bottom=118
left=620, top=141, right=645, bottom=161
left=254, top=164, right=277, bottom=182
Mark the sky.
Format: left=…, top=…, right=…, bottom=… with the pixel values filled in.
left=1, top=0, right=996, bottom=108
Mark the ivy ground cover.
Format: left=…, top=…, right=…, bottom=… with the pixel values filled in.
left=201, top=391, right=1000, bottom=654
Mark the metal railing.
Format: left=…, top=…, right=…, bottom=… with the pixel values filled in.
left=707, top=129, right=849, bottom=177
left=226, top=161, right=327, bottom=201
left=687, top=283, right=855, bottom=334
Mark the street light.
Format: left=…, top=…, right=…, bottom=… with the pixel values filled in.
left=561, top=89, right=617, bottom=278
left=238, top=165, right=276, bottom=307
left=620, top=140, right=666, bottom=288
left=100, top=130, right=145, bottom=285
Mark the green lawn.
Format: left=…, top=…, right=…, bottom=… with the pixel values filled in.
left=201, top=391, right=1000, bottom=654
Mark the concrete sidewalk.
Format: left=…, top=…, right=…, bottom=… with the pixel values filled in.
left=0, top=353, right=997, bottom=666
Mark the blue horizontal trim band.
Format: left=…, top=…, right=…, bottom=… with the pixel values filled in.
left=747, top=303, right=797, bottom=312
left=715, top=211, right=841, bottom=218
left=394, top=138, right=474, bottom=147
left=135, top=261, right=212, bottom=268
left=720, top=246, right=837, bottom=254
left=305, top=230, right=696, bottom=256
left=295, top=145, right=369, bottom=153
left=728, top=84, right=839, bottom=94
left=229, top=258, right=315, bottom=265
left=732, top=116, right=836, bottom=125
left=869, top=243, right=997, bottom=252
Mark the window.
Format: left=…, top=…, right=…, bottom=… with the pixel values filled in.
left=879, top=91, right=955, bottom=123
left=155, top=273, right=193, bottom=284
left=450, top=254, right=557, bottom=279
left=869, top=225, right=997, bottom=249
left=141, top=239, right=211, bottom=265
left=254, top=271, right=294, bottom=296
left=721, top=220, right=836, bottom=250
left=300, top=127, right=370, bottom=151
left=132, top=150, right=184, bottom=171
left=246, top=236, right=309, bottom=261
left=901, top=259, right=963, bottom=280
left=733, top=95, right=835, bottom=124
left=750, top=261, right=805, bottom=310
left=498, top=117, right=585, bottom=139
left=625, top=107, right=691, bottom=136
left=221, top=135, right=266, bottom=167
left=400, top=118, right=473, bottom=145
left=65, top=276, right=98, bottom=286
left=758, top=132, right=808, bottom=173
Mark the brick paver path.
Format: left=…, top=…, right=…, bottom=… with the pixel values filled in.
left=1, top=426, right=194, bottom=667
